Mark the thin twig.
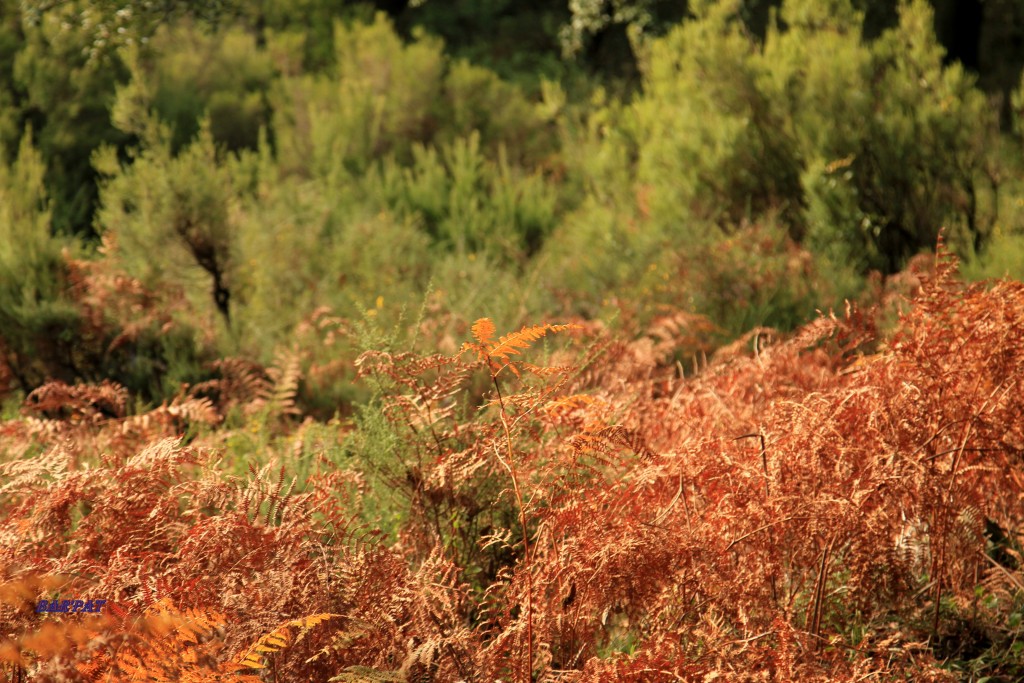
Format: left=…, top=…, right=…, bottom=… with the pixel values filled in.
left=651, top=473, right=685, bottom=527
left=726, top=516, right=806, bottom=551
left=977, top=548, right=1024, bottom=592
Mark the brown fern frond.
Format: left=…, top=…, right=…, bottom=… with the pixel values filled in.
left=24, top=380, right=128, bottom=422
left=191, top=357, right=270, bottom=413
left=569, top=424, right=657, bottom=462
left=264, top=346, right=303, bottom=419
left=330, top=666, right=406, bottom=682
left=0, top=445, right=71, bottom=496
left=101, top=597, right=265, bottom=683
left=304, top=621, right=372, bottom=665
left=239, top=461, right=297, bottom=526
left=644, top=310, right=717, bottom=363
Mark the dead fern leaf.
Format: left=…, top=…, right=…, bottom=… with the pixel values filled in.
left=265, top=346, right=302, bottom=419
left=105, top=598, right=254, bottom=683
left=330, top=666, right=405, bottom=682
left=304, top=621, right=372, bottom=665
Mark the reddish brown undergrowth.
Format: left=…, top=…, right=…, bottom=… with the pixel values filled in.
left=1, top=253, right=1022, bottom=681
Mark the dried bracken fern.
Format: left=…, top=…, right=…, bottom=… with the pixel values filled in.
left=107, top=597, right=249, bottom=682
left=1, top=253, right=1022, bottom=682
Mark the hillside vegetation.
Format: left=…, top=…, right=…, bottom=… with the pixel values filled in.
left=1, top=0, right=1023, bottom=680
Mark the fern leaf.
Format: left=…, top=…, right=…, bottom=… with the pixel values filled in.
left=486, top=323, right=561, bottom=361
left=305, top=621, right=371, bottom=664
left=266, top=347, right=302, bottom=418
left=330, top=666, right=405, bottom=682
left=234, top=613, right=340, bottom=670
left=471, top=318, right=496, bottom=345
left=461, top=320, right=578, bottom=377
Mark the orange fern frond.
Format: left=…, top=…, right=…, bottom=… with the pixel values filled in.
left=105, top=598, right=262, bottom=683
left=471, top=318, right=497, bottom=345
left=239, top=461, right=297, bottom=526
left=234, top=613, right=339, bottom=670
left=461, top=319, right=578, bottom=378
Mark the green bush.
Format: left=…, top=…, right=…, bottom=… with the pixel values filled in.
left=591, top=0, right=1001, bottom=278
left=137, top=23, right=276, bottom=154
left=368, top=132, right=557, bottom=260
left=631, top=0, right=805, bottom=238
left=542, top=0, right=1005, bottom=341
left=441, top=59, right=553, bottom=166
left=770, top=0, right=998, bottom=274
left=95, top=119, right=241, bottom=333
left=962, top=231, right=1024, bottom=283
left=0, top=5, right=21, bottom=157
left=0, top=132, right=78, bottom=391
left=271, top=14, right=446, bottom=180
left=682, top=216, right=834, bottom=337
left=0, top=130, right=201, bottom=401
left=271, top=13, right=557, bottom=180
left=11, top=6, right=129, bottom=237
left=536, top=195, right=670, bottom=323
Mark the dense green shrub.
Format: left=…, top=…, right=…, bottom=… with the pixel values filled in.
left=0, top=133, right=78, bottom=390
left=272, top=13, right=556, bottom=181
left=95, top=119, right=241, bottom=331
left=0, top=132, right=207, bottom=400
left=127, top=23, right=276, bottom=154
left=631, top=0, right=805, bottom=238
left=544, top=0, right=1004, bottom=337
left=0, top=0, right=1020, bottom=409
left=440, top=59, right=554, bottom=165
left=0, top=3, right=21, bottom=156
left=368, top=132, right=558, bottom=260
left=271, top=14, right=447, bottom=180
left=536, top=196, right=671, bottom=323
left=769, top=0, right=998, bottom=273
left=10, top=5, right=129, bottom=237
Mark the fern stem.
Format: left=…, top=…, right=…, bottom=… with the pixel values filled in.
left=491, top=370, right=534, bottom=682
